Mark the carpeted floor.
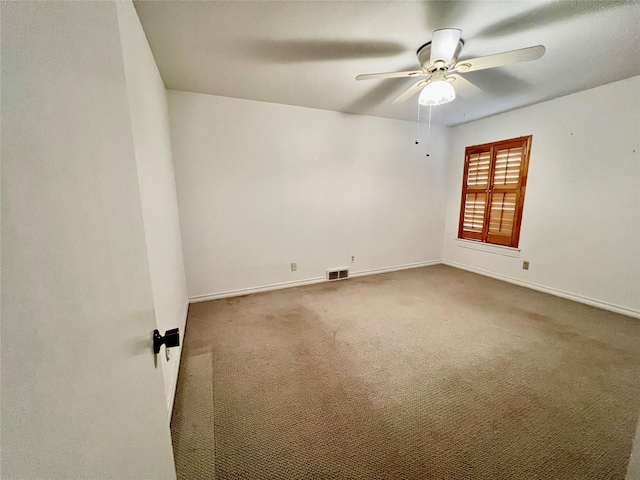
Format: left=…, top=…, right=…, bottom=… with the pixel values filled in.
left=171, top=265, right=640, bottom=479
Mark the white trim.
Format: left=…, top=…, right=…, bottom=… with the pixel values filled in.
left=350, top=260, right=442, bottom=278
left=188, top=258, right=639, bottom=318
left=188, top=260, right=443, bottom=303
left=189, top=276, right=326, bottom=303
left=455, top=238, right=521, bottom=258
left=168, top=300, right=189, bottom=421
left=443, top=260, right=640, bottom=319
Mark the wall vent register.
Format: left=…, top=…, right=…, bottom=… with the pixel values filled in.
left=327, top=269, right=349, bottom=281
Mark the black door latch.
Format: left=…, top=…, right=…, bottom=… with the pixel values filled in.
left=153, top=328, right=180, bottom=354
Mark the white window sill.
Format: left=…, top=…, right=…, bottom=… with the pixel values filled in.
left=454, top=238, right=521, bottom=258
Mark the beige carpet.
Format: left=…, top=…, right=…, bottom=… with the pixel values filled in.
left=171, top=265, right=640, bottom=479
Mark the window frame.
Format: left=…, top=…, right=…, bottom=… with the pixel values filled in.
left=457, top=135, right=532, bottom=248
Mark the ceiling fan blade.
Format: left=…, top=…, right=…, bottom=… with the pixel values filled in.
left=430, top=28, right=462, bottom=65
left=356, top=70, right=426, bottom=81
left=448, top=75, right=483, bottom=99
left=455, top=45, right=545, bottom=73
left=390, top=79, right=430, bottom=105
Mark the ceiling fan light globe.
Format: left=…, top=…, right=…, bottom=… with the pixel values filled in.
left=418, top=80, right=455, bottom=106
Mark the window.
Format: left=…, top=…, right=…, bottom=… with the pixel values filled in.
left=458, top=135, right=532, bottom=248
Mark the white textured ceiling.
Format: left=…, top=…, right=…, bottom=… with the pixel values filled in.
left=134, top=0, right=640, bottom=126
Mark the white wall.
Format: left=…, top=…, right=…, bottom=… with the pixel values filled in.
left=442, top=76, right=640, bottom=317
left=1, top=1, right=175, bottom=477
left=628, top=417, right=640, bottom=479
left=116, top=0, right=188, bottom=414
left=167, top=91, right=448, bottom=299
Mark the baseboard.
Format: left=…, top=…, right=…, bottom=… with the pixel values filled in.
left=350, top=260, right=442, bottom=278
left=443, top=260, right=640, bottom=319
left=186, top=259, right=640, bottom=318
left=188, top=260, right=444, bottom=303
left=189, top=276, right=327, bottom=303
left=168, top=300, right=189, bottom=421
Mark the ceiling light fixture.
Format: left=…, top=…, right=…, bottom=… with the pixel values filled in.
left=418, top=71, right=455, bottom=106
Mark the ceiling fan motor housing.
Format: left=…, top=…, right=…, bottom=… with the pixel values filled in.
left=417, top=40, right=464, bottom=71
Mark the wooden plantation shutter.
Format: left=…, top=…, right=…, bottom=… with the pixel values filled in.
left=460, top=148, right=491, bottom=241
left=458, top=136, right=531, bottom=248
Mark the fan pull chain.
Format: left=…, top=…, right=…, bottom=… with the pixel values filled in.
left=426, top=106, right=432, bottom=157
left=415, top=103, right=421, bottom=145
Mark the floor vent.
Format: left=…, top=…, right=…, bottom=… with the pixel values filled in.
left=327, top=268, right=349, bottom=281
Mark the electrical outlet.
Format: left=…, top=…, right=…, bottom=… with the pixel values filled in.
left=523, top=261, right=529, bottom=270
left=291, top=262, right=297, bottom=272
left=351, top=255, right=355, bottom=263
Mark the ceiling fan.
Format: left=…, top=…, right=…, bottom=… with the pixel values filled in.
left=356, top=29, right=545, bottom=106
